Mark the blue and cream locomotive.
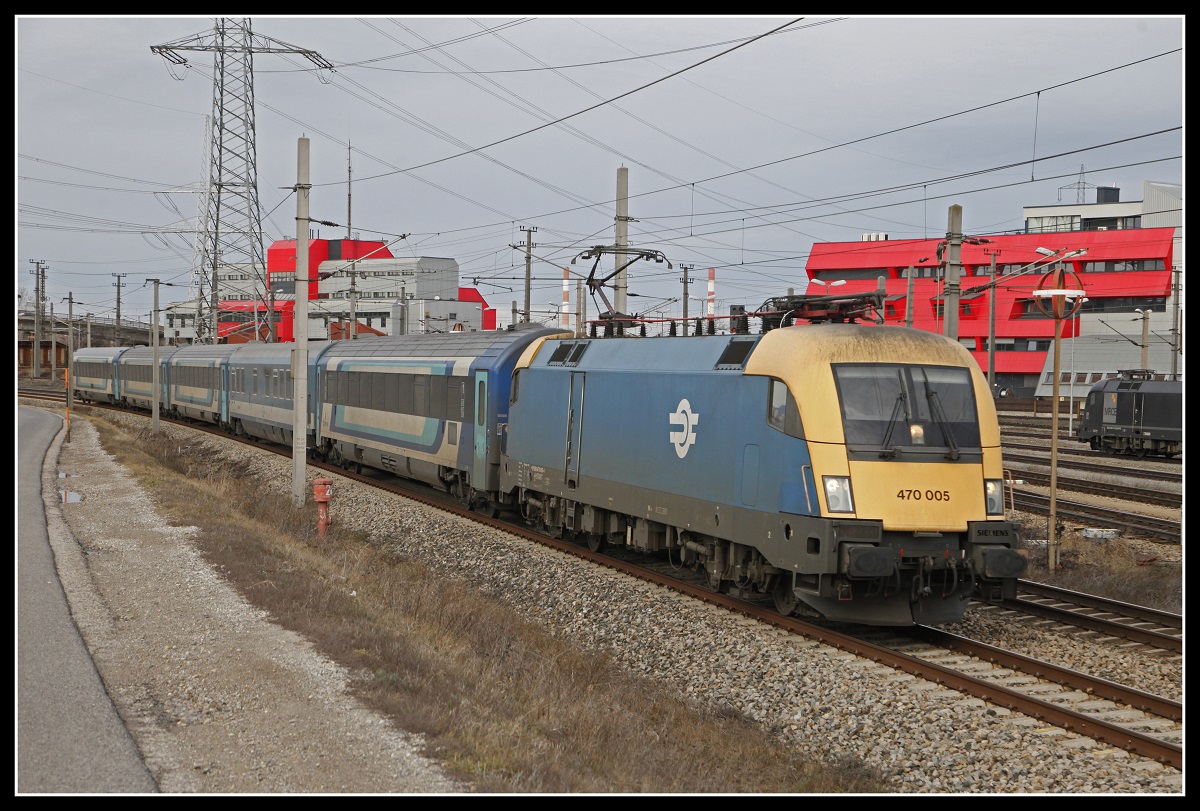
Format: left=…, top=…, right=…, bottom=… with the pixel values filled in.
left=501, top=325, right=1026, bottom=625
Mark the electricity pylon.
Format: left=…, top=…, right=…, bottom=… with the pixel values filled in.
left=152, top=18, right=332, bottom=343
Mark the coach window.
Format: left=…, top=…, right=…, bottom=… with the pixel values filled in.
left=414, top=374, right=428, bottom=417
left=396, top=373, right=413, bottom=414
left=430, top=374, right=447, bottom=419
left=381, top=373, right=398, bottom=412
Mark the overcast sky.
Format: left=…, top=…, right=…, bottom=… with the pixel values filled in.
left=16, top=15, right=1184, bottom=329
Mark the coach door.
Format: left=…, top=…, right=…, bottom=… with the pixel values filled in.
left=472, top=371, right=489, bottom=488
left=564, top=372, right=585, bottom=490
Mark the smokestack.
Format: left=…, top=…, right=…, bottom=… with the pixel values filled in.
left=707, top=268, right=716, bottom=318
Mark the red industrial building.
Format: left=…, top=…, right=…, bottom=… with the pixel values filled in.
left=803, top=227, right=1176, bottom=397
left=214, top=237, right=496, bottom=341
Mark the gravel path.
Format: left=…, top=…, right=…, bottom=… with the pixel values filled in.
left=42, top=415, right=466, bottom=794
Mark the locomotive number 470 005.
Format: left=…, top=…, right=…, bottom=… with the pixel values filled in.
left=897, top=489, right=951, bottom=501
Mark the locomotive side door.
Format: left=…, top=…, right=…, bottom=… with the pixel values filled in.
left=564, top=371, right=585, bottom=490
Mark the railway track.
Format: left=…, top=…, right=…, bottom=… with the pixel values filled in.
left=1002, top=435, right=1182, bottom=462
left=1002, top=451, right=1181, bottom=483
left=514, top=528, right=1184, bottom=770
left=986, top=581, right=1182, bottom=653
left=24, top=393, right=1183, bottom=769
left=1002, top=465, right=1181, bottom=509
left=1011, top=490, right=1180, bottom=543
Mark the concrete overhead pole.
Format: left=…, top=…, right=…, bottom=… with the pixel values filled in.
left=576, top=279, right=585, bottom=337
left=291, top=136, right=311, bottom=508
left=943, top=205, right=963, bottom=341
left=614, top=166, right=629, bottom=316
left=49, top=304, right=56, bottom=379
left=561, top=268, right=570, bottom=330
left=1169, top=265, right=1180, bottom=378
left=113, top=273, right=126, bottom=347
left=150, top=279, right=161, bottom=433
left=30, top=260, right=44, bottom=378
left=65, top=293, right=74, bottom=442
left=520, top=226, right=536, bottom=323
left=1135, top=308, right=1151, bottom=370
left=985, top=249, right=1000, bottom=391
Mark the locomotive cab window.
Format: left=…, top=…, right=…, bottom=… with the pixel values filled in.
left=833, top=363, right=980, bottom=456
left=767, top=379, right=804, bottom=438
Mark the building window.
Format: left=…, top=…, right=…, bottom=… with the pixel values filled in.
left=1081, top=259, right=1165, bottom=273
left=1026, top=215, right=1080, bottom=233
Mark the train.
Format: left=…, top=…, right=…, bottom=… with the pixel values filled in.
left=69, top=320, right=1027, bottom=626
left=1075, top=370, right=1182, bottom=458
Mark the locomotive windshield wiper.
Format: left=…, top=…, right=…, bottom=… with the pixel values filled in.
left=923, top=380, right=960, bottom=460
left=878, top=372, right=908, bottom=459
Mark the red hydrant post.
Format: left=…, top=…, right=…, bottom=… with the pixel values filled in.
left=312, top=477, right=334, bottom=539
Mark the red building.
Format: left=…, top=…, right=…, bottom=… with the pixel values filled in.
left=217, top=237, right=496, bottom=340
left=803, top=227, right=1175, bottom=396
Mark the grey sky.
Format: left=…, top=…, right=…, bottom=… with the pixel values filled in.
left=16, top=15, right=1184, bottom=328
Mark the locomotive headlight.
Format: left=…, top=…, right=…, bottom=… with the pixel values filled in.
left=823, top=476, right=855, bottom=514
left=984, top=479, right=1004, bottom=516
left=909, top=423, right=925, bottom=445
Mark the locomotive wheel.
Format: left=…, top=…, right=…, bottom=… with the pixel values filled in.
left=773, top=577, right=799, bottom=616
left=585, top=533, right=607, bottom=553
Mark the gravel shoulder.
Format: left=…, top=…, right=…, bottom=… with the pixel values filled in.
left=42, top=414, right=467, bottom=794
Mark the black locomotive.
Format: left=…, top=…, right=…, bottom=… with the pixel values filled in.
left=1075, top=370, right=1181, bottom=458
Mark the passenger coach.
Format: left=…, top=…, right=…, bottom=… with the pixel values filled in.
left=167, top=344, right=241, bottom=425
left=70, top=346, right=129, bottom=405
left=313, top=326, right=568, bottom=509
left=115, top=346, right=177, bottom=412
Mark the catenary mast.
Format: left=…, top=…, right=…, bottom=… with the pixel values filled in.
left=153, top=18, right=332, bottom=343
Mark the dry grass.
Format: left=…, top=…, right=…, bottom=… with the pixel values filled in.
left=1018, top=527, right=1182, bottom=613
left=91, top=414, right=887, bottom=794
